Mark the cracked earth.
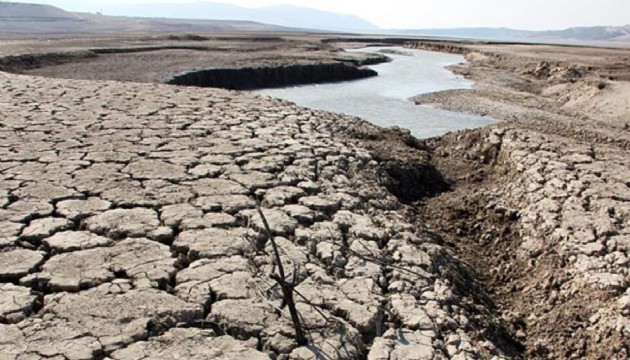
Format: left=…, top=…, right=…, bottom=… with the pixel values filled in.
left=423, top=125, right=630, bottom=358
left=0, top=72, right=518, bottom=359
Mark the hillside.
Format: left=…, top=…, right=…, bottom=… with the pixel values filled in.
left=0, top=1, right=80, bottom=20
left=92, top=2, right=378, bottom=33
left=541, top=25, right=630, bottom=42
left=0, top=1, right=294, bottom=36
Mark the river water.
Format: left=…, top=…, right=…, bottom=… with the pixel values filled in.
left=254, top=47, right=496, bottom=139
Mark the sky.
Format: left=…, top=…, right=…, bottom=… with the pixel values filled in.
left=8, top=0, right=630, bottom=30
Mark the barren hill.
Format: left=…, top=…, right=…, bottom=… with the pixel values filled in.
left=541, top=25, right=630, bottom=42
left=0, top=1, right=80, bottom=20
left=0, top=1, right=294, bottom=36
left=400, top=25, right=630, bottom=44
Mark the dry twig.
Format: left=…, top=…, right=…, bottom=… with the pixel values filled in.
left=256, top=203, right=308, bottom=346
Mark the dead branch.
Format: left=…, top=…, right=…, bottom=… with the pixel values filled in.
left=256, top=203, right=308, bottom=346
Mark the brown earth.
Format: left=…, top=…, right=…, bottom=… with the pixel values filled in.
left=408, top=40, right=630, bottom=359
left=0, top=35, right=387, bottom=84
left=1, top=34, right=629, bottom=359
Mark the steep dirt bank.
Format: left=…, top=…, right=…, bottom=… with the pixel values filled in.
left=0, top=50, right=97, bottom=73
left=422, top=125, right=630, bottom=359
left=167, top=63, right=378, bottom=90
left=407, top=40, right=630, bottom=358
left=1, top=35, right=390, bottom=86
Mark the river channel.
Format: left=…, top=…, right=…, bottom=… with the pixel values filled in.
left=255, top=47, right=496, bottom=139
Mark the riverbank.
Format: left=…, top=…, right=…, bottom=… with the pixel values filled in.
left=0, top=35, right=388, bottom=85
left=410, top=41, right=630, bottom=147
left=408, top=40, right=630, bottom=358
left=256, top=46, right=496, bottom=138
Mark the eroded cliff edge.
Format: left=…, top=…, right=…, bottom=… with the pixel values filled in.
left=407, top=40, right=630, bottom=359
left=167, top=63, right=378, bottom=90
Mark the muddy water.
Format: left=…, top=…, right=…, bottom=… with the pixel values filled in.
left=255, top=47, right=496, bottom=139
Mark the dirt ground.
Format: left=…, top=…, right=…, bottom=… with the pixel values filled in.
left=0, top=34, right=385, bottom=84
left=408, top=40, right=630, bottom=358
left=1, top=33, right=629, bottom=359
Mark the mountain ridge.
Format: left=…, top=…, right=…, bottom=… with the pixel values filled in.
left=1, top=1, right=629, bottom=45
left=399, top=25, right=630, bottom=43
left=93, top=2, right=378, bottom=32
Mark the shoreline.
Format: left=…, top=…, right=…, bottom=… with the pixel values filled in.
left=256, top=45, right=496, bottom=139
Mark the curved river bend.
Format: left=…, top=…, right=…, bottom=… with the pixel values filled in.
left=255, top=47, right=495, bottom=139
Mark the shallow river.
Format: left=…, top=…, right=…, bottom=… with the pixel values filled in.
left=255, top=47, right=496, bottom=139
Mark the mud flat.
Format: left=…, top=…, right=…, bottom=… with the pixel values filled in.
left=0, top=35, right=388, bottom=85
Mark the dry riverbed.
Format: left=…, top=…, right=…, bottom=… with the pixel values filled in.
left=0, top=69, right=521, bottom=360
left=1, top=34, right=629, bottom=359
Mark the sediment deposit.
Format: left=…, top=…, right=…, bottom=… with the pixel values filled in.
left=1, top=35, right=388, bottom=85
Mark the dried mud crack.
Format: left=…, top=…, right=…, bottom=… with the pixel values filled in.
left=419, top=127, right=630, bottom=359
left=403, top=39, right=630, bottom=359
left=1, top=71, right=521, bottom=359
left=2, top=35, right=630, bottom=360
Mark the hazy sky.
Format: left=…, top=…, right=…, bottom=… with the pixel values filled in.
left=10, top=0, right=630, bottom=30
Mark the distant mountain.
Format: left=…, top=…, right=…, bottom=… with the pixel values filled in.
left=540, top=25, right=630, bottom=42
left=0, top=1, right=295, bottom=35
left=96, top=2, right=379, bottom=33
left=0, top=1, right=80, bottom=20
left=398, top=27, right=535, bottom=41
left=399, top=25, right=630, bottom=43
left=2, top=1, right=628, bottom=45
left=251, top=5, right=378, bottom=32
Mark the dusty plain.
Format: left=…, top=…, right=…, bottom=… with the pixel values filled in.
left=1, top=33, right=629, bottom=359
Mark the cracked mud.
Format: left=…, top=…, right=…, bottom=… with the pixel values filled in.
left=0, top=71, right=515, bottom=359
left=3, top=36, right=630, bottom=360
